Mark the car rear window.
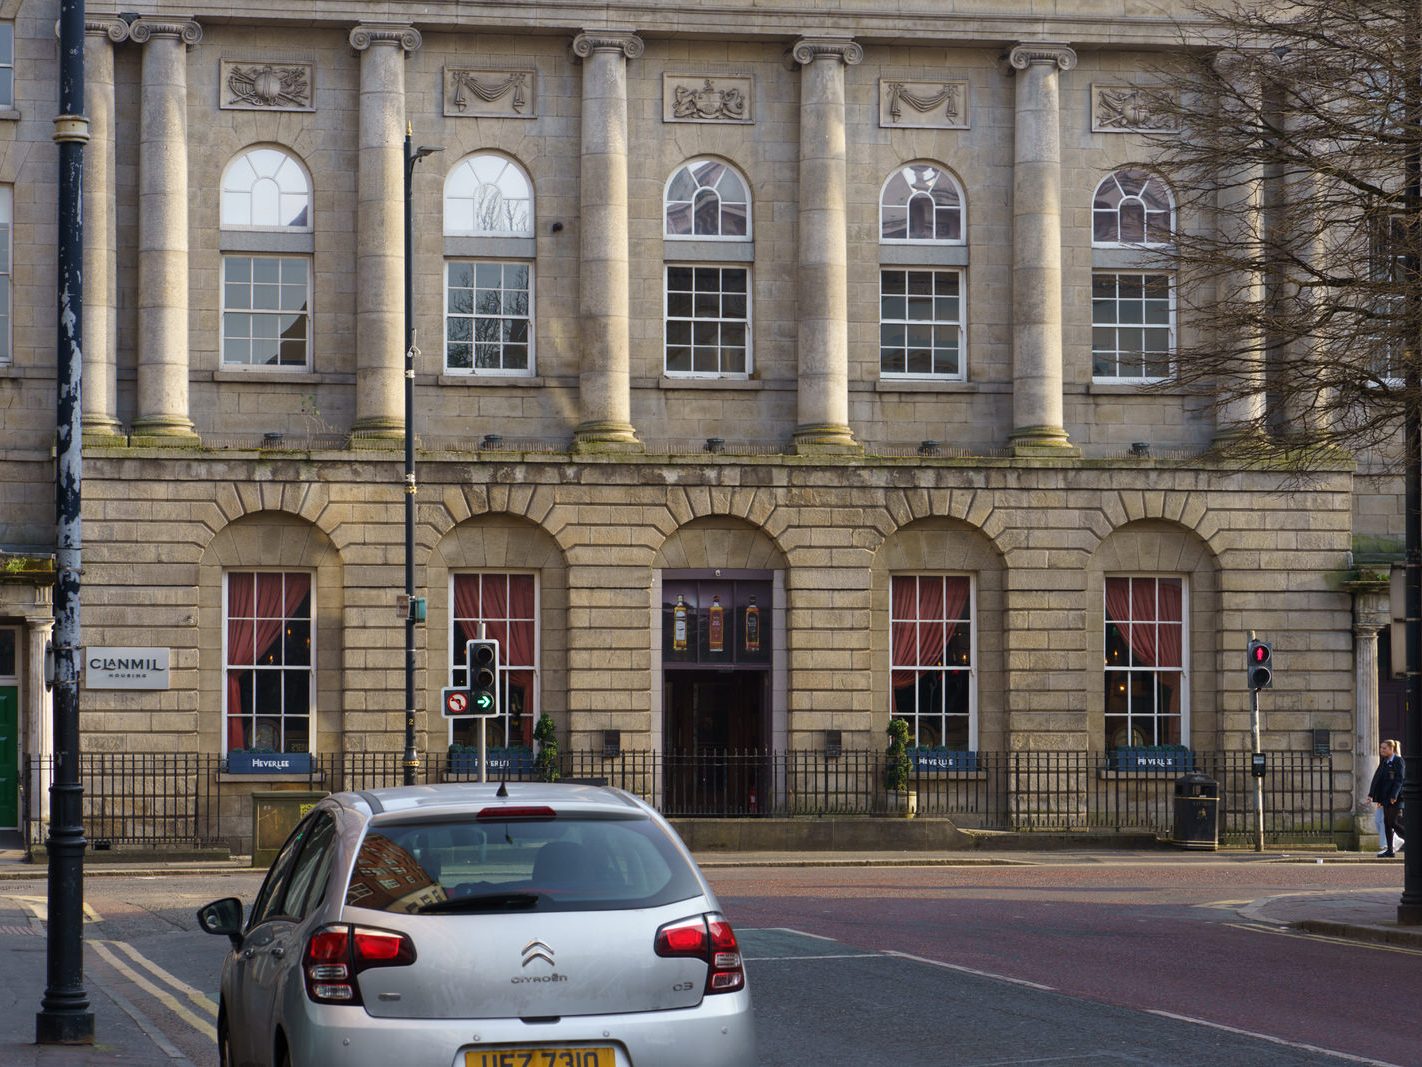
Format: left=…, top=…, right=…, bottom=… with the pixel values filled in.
left=344, top=813, right=703, bottom=914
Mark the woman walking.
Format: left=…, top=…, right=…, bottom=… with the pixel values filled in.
left=1369, top=739, right=1405, bottom=858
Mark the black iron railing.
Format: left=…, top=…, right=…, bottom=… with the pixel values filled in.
left=23, top=749, right=1340, bottom=851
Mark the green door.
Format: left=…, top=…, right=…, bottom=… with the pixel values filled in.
left=0, top=687, right=16, bottom=827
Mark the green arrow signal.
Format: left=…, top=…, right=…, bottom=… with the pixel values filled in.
left=474, top=692, right=494, bottom=710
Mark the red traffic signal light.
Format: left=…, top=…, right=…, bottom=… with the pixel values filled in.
left=1247, top=639, right=1273, bottom=690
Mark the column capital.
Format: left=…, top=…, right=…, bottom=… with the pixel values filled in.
left=128, top=17, right=202, bottom=46
left=790, top=36, right=862, bottom=67
left=83, top=17, right=129, bottom=43
left=571, top=30, right=643, bottom=60
left=349, top=23, right=422, bottom=53
left=1008, top=42, right=1076, bottom=72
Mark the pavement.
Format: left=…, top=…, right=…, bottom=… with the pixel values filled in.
left=0, top=844, right=1415, bottom=1064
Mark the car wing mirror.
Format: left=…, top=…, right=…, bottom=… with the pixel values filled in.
left=196, top=897, right=245, bottom=949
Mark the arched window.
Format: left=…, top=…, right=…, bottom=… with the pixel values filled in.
left=664, top=159, right=751, bottom=239
left=1093, top=169, right=1173, bottom=246
left=1091, top=170, right=1176, bottom=382
left=444, top=154, right=534, bottom=237
left=219, top=148, right=312, bottom=369
left=220, top=147, right=311, bottom=230
left=880, top=164, right=963, bottom=243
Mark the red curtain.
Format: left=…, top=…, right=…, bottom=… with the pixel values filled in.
left=892, top=576, right=970, bottom=688
left=226, top=573, right=310, bottom=752
left=1157, top=579, right=1183, bottom=668
left=454, top=574, right=535, bottom=668
left=453, top=575, right=482, bottom=651
left=1105, top=577, right=1183, bottom=669
left=507, top=575, right=535, bottom=667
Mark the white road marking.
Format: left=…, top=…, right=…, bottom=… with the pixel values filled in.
left=1145, top=1009, right=1404, bottom=1066
left=761, top=926, right=838, bottom=941
left=881, top=949, right=1057, bottom=990
left=745, top=953, right=881, bottom=961
left=89, top=939, right=217, bottom=1043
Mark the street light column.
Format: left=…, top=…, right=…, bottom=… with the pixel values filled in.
left=403, top=130, right=441, bottom=786
left=37, top=0, right=94, bottom=1042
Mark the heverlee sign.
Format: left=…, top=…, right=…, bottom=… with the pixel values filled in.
left=85, top=647, right=170, bottom=690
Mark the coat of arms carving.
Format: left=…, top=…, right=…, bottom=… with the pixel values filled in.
left=221, top=61, right=313, bottom=111
left=662, top=75, right=753, bottom=124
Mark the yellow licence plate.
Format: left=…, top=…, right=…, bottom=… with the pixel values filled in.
left=466, top=1049, right=616, bottom=1067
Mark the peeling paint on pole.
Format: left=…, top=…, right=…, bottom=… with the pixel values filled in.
left=36, top=0, right=95, bottom=1045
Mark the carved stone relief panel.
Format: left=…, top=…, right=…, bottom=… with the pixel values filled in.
left=1092, top=84, right=1178, bottom=133
left=444, top=68, right=537, bottom=118
left=878, top=79, right=969, bottom=129
left=662, top=75, right=753, bottom=124
left=220, top=60, right=314, bottom=112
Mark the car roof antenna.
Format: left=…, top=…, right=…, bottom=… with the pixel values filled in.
left=496, top=781, right=509, bottom=798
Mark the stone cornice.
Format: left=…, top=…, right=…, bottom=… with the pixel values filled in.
left=128, top=18, right=202, bottom=46
left=349, top=24, right=423, bottom=53
left=790, top=36, right=863, bottom=67
left=84, top=17, right=130, bottom=43
left=1008, top=42, right=1076, bottom=71
left=571, top=31, right=643, bottom=59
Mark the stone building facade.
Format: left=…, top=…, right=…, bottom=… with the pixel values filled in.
left=0, top=0, right=1389, bottom=845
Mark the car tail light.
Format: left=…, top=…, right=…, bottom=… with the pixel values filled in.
left=303, top=924, right=416, bottom=1005
left=477, top=806, right=557, bottom=821
left=654, top=913, right=745, bottom=995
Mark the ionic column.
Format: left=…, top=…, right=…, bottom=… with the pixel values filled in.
left=792, top=36, right=861, bottom=453
left=82, top=17, right=127, bottom=439
left=1351, top=584, right=1389, bottom=844
left=350, top=24, right=422, bottom=438
left=1008, top=43, right=1076, bottom=454
left=572, top=31, right=642, bottom=449
left=130, top=17, right=201, bottom=439
left=1213, top=55, right=1267, bottom=440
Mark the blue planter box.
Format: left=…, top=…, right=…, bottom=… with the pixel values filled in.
left=910, top=748, right=978, bottom=773
left=448, top=748, right=535, bottom=776
left=1109, top=747, right=1193, bottom=772
left=227, top=751, right=312, bottom=774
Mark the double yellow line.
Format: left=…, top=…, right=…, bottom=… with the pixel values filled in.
left=10, top=893, right=219, bottom=1047
left=88, top=938, right=218, bottom=1043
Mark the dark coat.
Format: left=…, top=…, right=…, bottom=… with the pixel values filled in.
left=1369, top=754, right=1405, bottom=805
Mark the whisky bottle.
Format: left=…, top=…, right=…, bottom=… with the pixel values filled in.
left=708, top=595, right=725, bottom=653
left=673, top=593, right=689, bottom=652
left=744, top=595, right=760, bottom=652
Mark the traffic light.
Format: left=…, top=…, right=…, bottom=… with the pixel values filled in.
left=466, top=638, right=501, bottom=716
left=1247, top=639, right=1273, bottom=691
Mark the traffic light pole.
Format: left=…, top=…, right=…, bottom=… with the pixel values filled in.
left=1250, top=688, right=1264, bottom=854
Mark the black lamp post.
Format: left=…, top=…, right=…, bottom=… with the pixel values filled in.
left=36, top=0, right=95, bottom=1044
left=402, top=127, right=441, bottom=787
left=1399, top=19, right=1422, bottom=924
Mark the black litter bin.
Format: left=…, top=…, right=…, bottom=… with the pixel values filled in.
left=1172, top=771, right=1219, bottom=850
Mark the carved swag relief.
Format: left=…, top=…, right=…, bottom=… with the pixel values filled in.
left=445, top=69, right=536, bottom=118
left=878, top=80, right=969, bottom=129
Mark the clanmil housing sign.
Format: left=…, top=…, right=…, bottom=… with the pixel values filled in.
left=85, top=647, right=170, bottom=690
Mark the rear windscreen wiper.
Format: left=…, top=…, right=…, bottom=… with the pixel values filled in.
left=417, top=892, right=541, bottom=914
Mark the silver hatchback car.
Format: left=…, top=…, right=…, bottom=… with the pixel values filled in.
left=198, top=782, right=754, bottom=1067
